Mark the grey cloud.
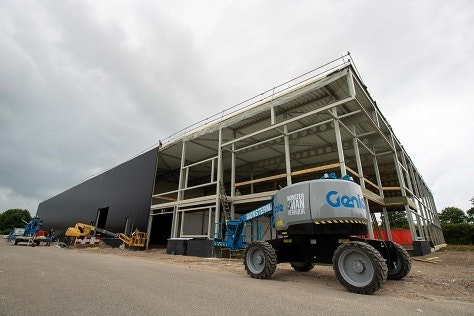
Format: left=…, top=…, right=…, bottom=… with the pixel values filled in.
left=0, top=0, right=473, bottom=213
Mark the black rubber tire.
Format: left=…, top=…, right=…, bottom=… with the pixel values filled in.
left=387, top=243, right=411, bottom=280
left=290, top=261, right=316, bottom=272
left=333, top=241, right=388, bottom=295
left=244, top=241, right=277, bottom=279
left=13, top=239, right=18, bottom=245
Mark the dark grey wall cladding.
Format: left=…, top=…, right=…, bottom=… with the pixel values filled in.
left=37, top=147, right=158, bottom=234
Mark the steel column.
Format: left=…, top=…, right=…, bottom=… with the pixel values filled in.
left=284, top=125, right=292, bottom=186
left=352, top=125, right=373, bottom=238
left=231, top=141, right=236, bottom=219
left=373, top=148, right=391, bottom=240
left=214, top=128, right=223, bottom=239
left=332, top=108, right=346, bottom=176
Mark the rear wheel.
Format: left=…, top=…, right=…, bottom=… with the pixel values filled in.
left=333, top=241, right=387, bottom=295
left=387, top=243, right=411, bottom=280
left=244, top=241, right=277, bottom=279
left=290, top=261, right=315, bottom=272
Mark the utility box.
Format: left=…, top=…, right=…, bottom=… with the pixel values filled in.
left=413, top=240, right=432, bottom=256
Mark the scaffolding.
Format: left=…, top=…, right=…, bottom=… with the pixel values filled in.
left=147, top=54, right=445, bottom=252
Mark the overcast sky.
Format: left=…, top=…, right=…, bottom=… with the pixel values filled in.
left=1, top=1, right=473, bottom=216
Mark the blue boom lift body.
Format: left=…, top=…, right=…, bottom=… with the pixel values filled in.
left=214, top=174, right=411, bottom=295
left=214, top=201, right=273, bottom=250
left=12, top=217, right=45, bottom=246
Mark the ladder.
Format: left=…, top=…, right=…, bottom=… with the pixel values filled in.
left=219, top=181, right=231, bottom=221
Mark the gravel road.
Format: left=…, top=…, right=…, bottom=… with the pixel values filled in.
left=0, top=241, right=472, bottom=315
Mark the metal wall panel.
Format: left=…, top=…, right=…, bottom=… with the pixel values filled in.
left=37, top=147, right=158, bottom=234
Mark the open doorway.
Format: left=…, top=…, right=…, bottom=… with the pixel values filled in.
left=95, top=207, right=109, bottom=229
left=149, top=213, right=173, bottom=247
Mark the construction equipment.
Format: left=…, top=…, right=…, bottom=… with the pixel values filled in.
left=13, top=217, right=45, bottom=246
left=65, top=223, right=147, bottom=248
left=118, top=229, right=147, bottom=248
left=214, top=174, right=411, bottom=295
left=64, top=223, right=118, bottom=246
left=65, top=223, right=118, bottom=238
left=7, top=228, right=25, bottom=242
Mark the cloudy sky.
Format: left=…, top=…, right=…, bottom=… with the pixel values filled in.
left=1, top=1, right=473, bottom=215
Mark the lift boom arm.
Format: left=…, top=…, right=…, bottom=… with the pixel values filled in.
left=65, top=223, right=118, bottom=238
left=216, top=201, right=274, bottom=250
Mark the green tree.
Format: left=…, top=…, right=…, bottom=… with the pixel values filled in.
left=381, top=210, right=409, bottom=229
left=467, top=207, right=474, bottom=224
left=441, top=223, right=474, bottom=244
left=0, top=209, right=31, bottom=235
left=438, top=206, right=467, bottom=224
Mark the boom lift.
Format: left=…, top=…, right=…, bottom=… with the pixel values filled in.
left=65, top=223, right=147, bottom=248
left=214, top=174, right=411, bottom=295
left=64, top=223, right=118, bottom=246
left=65, top=223, right=118, bottom=238
left=13, top=217, right=45, bottom=246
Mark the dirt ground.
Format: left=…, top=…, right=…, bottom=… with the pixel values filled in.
left=71, top=244, right=473, bottom=302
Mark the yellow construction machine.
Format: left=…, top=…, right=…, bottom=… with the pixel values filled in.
left=65, top=223, right=118, bottom=238
left=64, top=223, right=147, bottom=248
left=118, top=229, right=147, bottom=248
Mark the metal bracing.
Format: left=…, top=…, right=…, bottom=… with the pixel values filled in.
left=404, top=151, right=436, bottom=242
left=353, top=99, right=393, bottom=151
left=235, top=142, right=339, bottom=175
left=406, top=153, right=443, bottom=244
left=148, top=60, right=445, bottom=250
left=221, top=96, right=355, bottom=149
left=390, top=134, right=419, bottom=241
left=397, top=150, right=422, bottom=227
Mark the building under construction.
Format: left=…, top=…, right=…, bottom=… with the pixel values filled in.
left=38, top=55, right=444, bottom=256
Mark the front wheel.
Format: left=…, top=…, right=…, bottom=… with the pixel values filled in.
left=290, top=261, right=315, bottom=272
left=387, top=243, right=411, bottom=280
left=333, top=241, right=387, bottom=295
left=244, top=241, right=277, bottom=279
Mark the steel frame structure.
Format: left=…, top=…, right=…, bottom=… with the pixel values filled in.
left=147, top=55, right=444, bottom=251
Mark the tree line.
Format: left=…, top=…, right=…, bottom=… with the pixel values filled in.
left=437, top=197, right=474, bottom=245
left=0, top=209, right=32, bottom=235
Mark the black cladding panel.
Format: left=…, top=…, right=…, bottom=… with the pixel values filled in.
left=37, top=147, right=158, bottom=233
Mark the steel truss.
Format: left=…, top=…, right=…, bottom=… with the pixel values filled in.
left=147, top=56, right=444, bottom=251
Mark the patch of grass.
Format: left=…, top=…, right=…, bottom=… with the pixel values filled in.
left=446, top=244, right=474, bottom=251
